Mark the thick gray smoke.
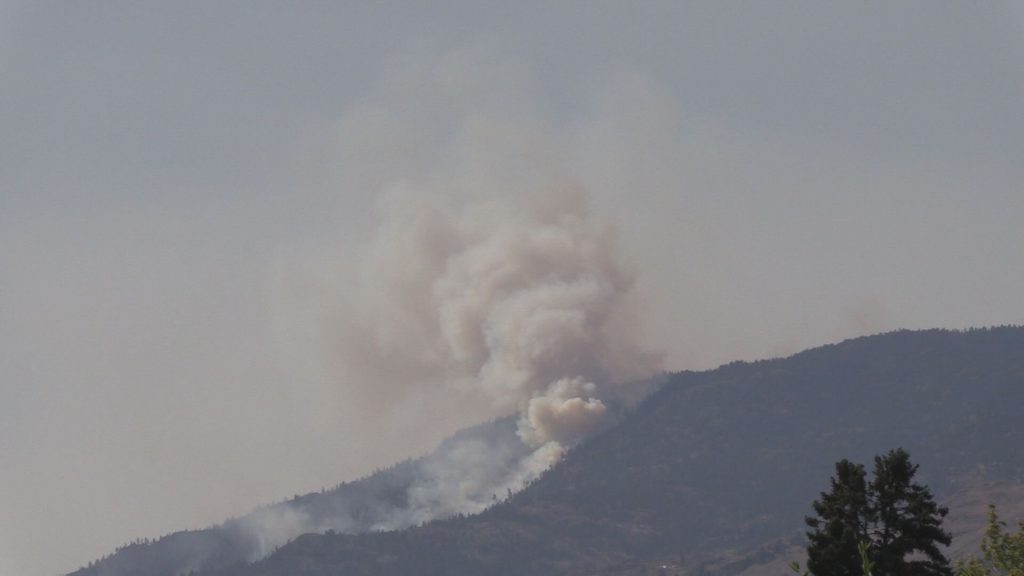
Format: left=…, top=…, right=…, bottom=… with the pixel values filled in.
left=78, top=183, right=663, bottom=575
left=339, top=183, right=662, bottom=452
left=231, top=183, right=662, bottom=562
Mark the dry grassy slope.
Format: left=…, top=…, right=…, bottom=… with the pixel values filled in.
left=730, top=482, right=1024, bottom=576
left=596, top=482, right=1024, bottom=576
left=943, top=482, right=1024, bottom=561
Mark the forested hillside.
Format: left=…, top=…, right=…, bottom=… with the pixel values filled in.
left=75, top=327, right=1024, bottom=576
left=69, top=418, right=529, bottom=576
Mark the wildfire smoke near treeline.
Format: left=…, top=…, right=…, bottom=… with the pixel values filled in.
left=2, top=3, right=1023, bottom=576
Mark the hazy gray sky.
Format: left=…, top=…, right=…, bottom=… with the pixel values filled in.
left=3, top=2, right=1023, bottom=574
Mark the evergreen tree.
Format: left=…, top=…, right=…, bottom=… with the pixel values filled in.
left=869, top=449, right=951, bottom=576
left=806, top=460, right=871, bottom=576
left=805, top=449, right=952, bottom=576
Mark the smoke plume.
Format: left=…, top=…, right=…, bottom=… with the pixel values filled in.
left=85, top=170, right=665, bottom=576
left=337, top=181, right=662, bottom=452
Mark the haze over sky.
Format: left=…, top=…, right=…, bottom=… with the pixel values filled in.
left=2, top=2, right=1024, bottom=575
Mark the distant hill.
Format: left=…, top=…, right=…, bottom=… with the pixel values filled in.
left=73, top=327, right=1024, bottom=576
left=68, top=417, right=532, bottom=576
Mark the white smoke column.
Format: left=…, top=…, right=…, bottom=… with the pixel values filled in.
left=89, top=183, right=663, bottom=571
left=339, top=182, right=662, bottom=459
left=519, top=377, right=607, bottom=447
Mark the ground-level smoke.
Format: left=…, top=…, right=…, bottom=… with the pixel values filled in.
left=79, top=183, right=662, bottom=575
left=240, top=181, right=663, bottom=563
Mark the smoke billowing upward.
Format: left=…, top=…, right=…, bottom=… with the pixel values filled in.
left=203, top=182, right=664, bottom=563
left=193, top=179, right=666, bottom=562
left=337, top=182, right=662, bottom=453
left=75, top=151, right=665, bottom=576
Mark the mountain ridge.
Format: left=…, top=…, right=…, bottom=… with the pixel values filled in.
left=72, top=327, right=1024, bottom=576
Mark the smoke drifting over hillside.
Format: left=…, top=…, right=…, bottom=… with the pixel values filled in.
left=130, top=182, right=668, bottom=572
left=338, top=183, right=662, bottom=447
left=230, top=418, right=544, bottom=562
left=66, top=53, right=668, bottom=573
